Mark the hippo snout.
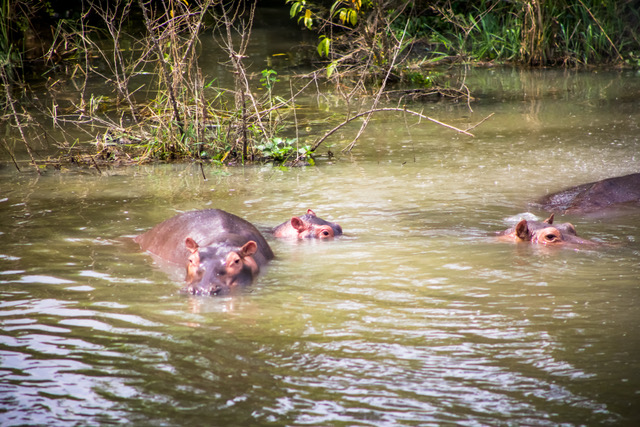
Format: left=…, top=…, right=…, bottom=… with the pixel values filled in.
left=179, top=282, right=226, bottom=296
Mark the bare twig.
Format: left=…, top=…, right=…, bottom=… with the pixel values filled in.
left=216, top=1, right=269, bottom=160
left=311, top=107, right=477, bottom=152
left=342, top=13, right=411, bottom=153
left=0, top=137, right=21, bottom=172
left=89, top=154, right=102, bottom=174
left=138, top=0, right=184, bottom=139
left=465, top=112, right=495, bottom=131
left=1, top=70, right=40, bottom=174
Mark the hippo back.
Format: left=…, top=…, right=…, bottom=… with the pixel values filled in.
left=538, top=173, right=640, bottom=214
left=135, top=209, right=274, bottom=267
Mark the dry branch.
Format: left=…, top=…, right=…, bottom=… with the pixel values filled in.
left=138, top=0, right=184, bottom=139
left=1, top=69, right=40, bottom=174
left=310, top=107, right=491, bottom=152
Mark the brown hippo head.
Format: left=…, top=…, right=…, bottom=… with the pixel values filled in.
left=499, top=214, right=596, bottom=246
left=182, top=238, right=260, bottom=295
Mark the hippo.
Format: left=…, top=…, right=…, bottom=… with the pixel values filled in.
left=135, top=209, right=274, bottom=296
left=272, top=209, right=343, bottom=239
left=498, top=213, right=595, bottom=245
left=537, top=172, right=640, bottom=215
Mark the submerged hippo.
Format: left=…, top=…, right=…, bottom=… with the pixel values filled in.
left=135, top=209, right=274, bottom=296
left=537, top=172, right=640, bottom=214
left=498, top=213, right=595, bottom=245
left=273, top=209, right=343, bottom=239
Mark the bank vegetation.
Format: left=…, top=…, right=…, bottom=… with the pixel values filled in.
left=1, top=0, right=638, bottom=173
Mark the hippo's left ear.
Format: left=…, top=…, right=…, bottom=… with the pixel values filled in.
left=543, top=213, right=555, bottom=224
left=239, top=240, right=258, bottom=257
left=290, top=217, right=307, bottom=232
left=515, top=219, right=532, bottom=241
left=185, top=237, right=200, bottom=253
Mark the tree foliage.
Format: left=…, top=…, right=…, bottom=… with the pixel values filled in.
left=287, top=0, right=640, bottom=67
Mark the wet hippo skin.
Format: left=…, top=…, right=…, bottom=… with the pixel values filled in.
left=135, top=209, right=274, bottom=296
left=537, top=173, right=640, bottom=214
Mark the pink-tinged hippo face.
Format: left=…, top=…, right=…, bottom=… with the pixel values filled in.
left=499, top=214, right=596, bottom=246
left=273, top=209, right=343, bottom=239
left=182, top=238, right=260, bottom=296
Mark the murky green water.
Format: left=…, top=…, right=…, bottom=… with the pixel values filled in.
left=2, top=56, right=640, bottom=426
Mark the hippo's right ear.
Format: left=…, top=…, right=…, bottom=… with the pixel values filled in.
left=185, top=237, right=200, bottom=253
left=306, top=209, right=317, bottom=217
left=515, top=219, right=532, bottom=241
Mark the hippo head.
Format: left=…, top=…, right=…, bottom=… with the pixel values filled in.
left=181, top=238, right=259, bottom=295
left=273, top=209, right=343, bottom=239
left=504, top=214, right=594, bottom=245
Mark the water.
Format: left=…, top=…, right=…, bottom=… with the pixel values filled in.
left=2, top=65, right=640, bottom=425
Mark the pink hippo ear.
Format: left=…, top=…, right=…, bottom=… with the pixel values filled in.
left=290, top=217, right=307, bottom=232
left=306, top=209, right=317, bottom=217
left=185, top=237, right=200, bottom=253
left=515, top=219, right=532, bottom=241
left=239, top=241, right=258, bottom=257
left=543, top=213, right=555, bottom=224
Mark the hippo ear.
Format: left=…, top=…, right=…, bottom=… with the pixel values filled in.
left=185, top=237, right=200, bottom=253
left=239, top=240, right=258, bottom=257
left=563, top=222, right=577, bottom=235
left=543, top=213, right=555, bottom=224
left=290, top=217, right=307, bottom=232
left=306, top=209, right=317, bottom=217
left=515, top=219, right=532, bottom=241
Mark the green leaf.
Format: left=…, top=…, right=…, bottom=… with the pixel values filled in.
left=289, top=1, right=304, bottom=19
left=348, top=10, right=358, bottom=26
left=327, top=61, right=337, bottom=78
left=317, top=36, right=331, bottom=57
left=338, top=9, right=347, bottom=24
left=303, top=9, right=313, bottom=29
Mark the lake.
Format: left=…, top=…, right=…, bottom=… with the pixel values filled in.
left=1, top=21, right=639, bottom=427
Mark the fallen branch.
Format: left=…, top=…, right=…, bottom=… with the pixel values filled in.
left=311, top=107, right=488, bottom=152
left=465, top=112, right=494, bottom=132
left=343, top=9, right=411, bottom=153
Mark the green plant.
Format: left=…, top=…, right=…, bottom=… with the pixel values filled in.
left=426, top=0, right=638, bottom=66
left=260, top=68, right=280, bottom=110
left=0, top=0, right=23, bottom=85
left=256, top=137, right=313, bottom=164
left=404, top=69, right=434, bottom=88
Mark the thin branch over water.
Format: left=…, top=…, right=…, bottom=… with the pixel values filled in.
left=310, top=107, right=490, bottom=152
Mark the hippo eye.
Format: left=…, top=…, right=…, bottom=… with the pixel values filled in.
left=322, top=230, right=330, bottom=236
left=545, top=234, right=559, bottom=242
